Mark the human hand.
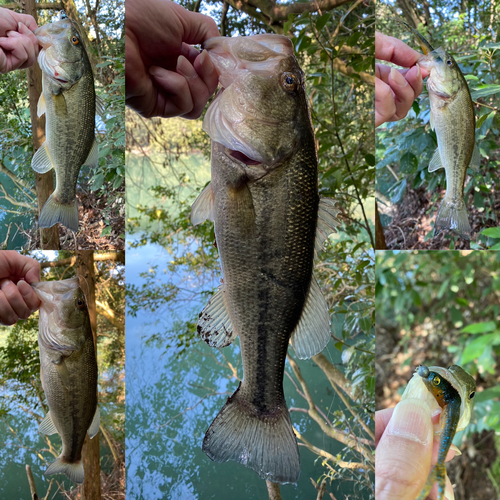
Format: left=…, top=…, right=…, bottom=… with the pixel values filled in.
left=375, top=32, right=430, bottom=127
left=0, top=7, right=39, bottom=73
left=376, top=399, right=456, bottom=500
left=126, top=0, right=220, bottom=119
left=0, top=251, right=41, bottom=326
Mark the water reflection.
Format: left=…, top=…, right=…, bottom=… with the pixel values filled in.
left=126, top=242, right=368, bottom=499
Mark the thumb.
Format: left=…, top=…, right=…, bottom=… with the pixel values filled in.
left=376, top=398, right=433, bottom=500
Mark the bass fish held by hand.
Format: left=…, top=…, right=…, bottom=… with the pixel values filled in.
left=191, top=34, right=339, bottom=484
left=32, top=277, right=99, bottom=484
left=403, top=22, right=479, bottom=240
left=33, top=12, right=99, bottom=232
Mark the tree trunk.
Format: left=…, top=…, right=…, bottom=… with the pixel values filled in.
left=25, top=0, right=60, bottom=250
left=76, top=251, right=101, bottom=500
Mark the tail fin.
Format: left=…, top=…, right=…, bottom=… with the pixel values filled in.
left=202, top=385, right=300, bottom=484
left=44, top=456, right=84, bottom=484
left=434, top=197, right=471, bottom=240
left=38, top=193, right=79, bottom=232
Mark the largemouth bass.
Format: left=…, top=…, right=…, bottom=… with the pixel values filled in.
left=33, top=12, right=98, bottom=232
left=402, top=365, right=476, bottom=500
left=32, top=277, right=99, bottom=484
left=404, top=22, right=479, bottom=240
left=191, top=34, right=339, bottom=484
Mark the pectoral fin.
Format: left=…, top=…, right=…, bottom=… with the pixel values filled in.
left=54, top=357, right=71, bottom=391
left=191, top=183, right=215, bottom=226
left=88, top=406, right=100, bottom=438
left=32, top=142, right=54, bottom=174
left=197, top=285, right=236, bottom=348
left=428, top=148, right=443, bottom=172
left=38, top=411, right=58, bottom=435
left=290, top=275, right=331, bottom=359
left=315, top=197, right=340, bottom=253
left=37, top=93, right=46, bottom=117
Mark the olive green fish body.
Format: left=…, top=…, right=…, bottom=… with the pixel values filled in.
left=33, top=278, right=99, bottom=484
left=426, top=52, right=476, bottom=239
left=403, top=23, right=478, bottom=239
left=43, top=60, right=95, bottom=205
left=192, top=35, right=339, bottom=484
left=33, top=14, right=98, bottom=232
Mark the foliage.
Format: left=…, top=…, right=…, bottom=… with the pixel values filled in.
left=0, top=0, right=125, bottom=246
left=376, top=250, right=500, bottom=436
left=376, top=0, right=500, bottom=248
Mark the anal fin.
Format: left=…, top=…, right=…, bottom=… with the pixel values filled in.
left=428, top=147, right=443, bottom=172
left=88, top=406, right=100, bottom=438
left=290, top=275, right=331, bottom=359
left=38, top=411, right=58, bottom=435
left=32, top=142, right=54, bottom=174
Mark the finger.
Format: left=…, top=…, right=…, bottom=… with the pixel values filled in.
left=181, top=10, right=220, bottom=45
left=0, top=32, right=33, bottom=71
left=12, top=12, right=38, bottom=33
left=375, top=76, right=396, bottom=127
left=375, top=407, right=394, bottom=445
left=149, top=65, right=195, bottom=118
left=376, top=398, right=433, bottom=500
left=0, top=291, right=18, bottom=326
left=176, top=55, right=211, bottom=119
left=376, top=31, right=424, bottom=68
left=0, top=279, right=31, bottom=321
left=405, top=63, right=425, bottom=98
left=194, top=49, right=219, bottom=98
left=388, top=66, right=417, bottom=121
left=18, top=22, right=40, bottom=54
left=17, top=280, right=41, bottom=312
left=180, top=42, right=201, bottom=64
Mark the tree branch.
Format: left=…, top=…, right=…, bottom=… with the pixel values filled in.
left=0, top=161, right=37, bottom=195
left=40, top=251, right=125, bottom=268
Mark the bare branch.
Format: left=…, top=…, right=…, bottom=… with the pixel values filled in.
left=40, top=251, right=125, bottom=268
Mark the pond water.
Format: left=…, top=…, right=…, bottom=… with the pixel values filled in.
left=125, top=240, right=371, bottom=500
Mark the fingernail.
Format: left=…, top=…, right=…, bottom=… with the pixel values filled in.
left=199, top=50, right=214, bottom=75
left=0, top=280, right=12, bottom=290
left=390, top=67, right=408, bottom=88
left=416, top=62, right=422, bottom=78
left=450, top=443, right=462, bottom=456
left=149, top=66, right=163, bottom=78
left=445, top=482, right=455, bottom=500
left=386, top=399, right=432, bottom=445
left=177, top=55, right=197, bottom=79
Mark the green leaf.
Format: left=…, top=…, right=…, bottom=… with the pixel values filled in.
left=461, top=321, right=497, bottom=334
left=481, top=227, right=500, bottom=238
left=461, top=333, right=496, bottom=364
left=471, top=84, right=500, bottom=99
left=364, top=153, right=375, bottom=166
left=315, top=12, right=332, bottom=31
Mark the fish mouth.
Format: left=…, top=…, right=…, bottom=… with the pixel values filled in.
left=227, top=148, right=262, bottom=166
left=32, top=277, right=80, bottom=303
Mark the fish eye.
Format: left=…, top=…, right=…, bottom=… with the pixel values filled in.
left=432, top=376, right=440, bottom=386
left=71, top=36, right=79, bottom=45
left=446, top=59, right=453, bottom=67
left=281, top=72, right=297, bottom=92
left=469, top=391, right=475, bottom=399
left=75, top=297, right=86, bottom=309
